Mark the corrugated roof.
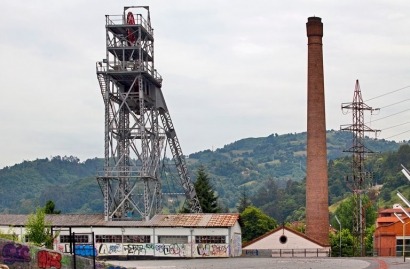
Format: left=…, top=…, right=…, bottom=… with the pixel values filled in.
left=378, top=208, right=410, bottom=214
left=0, top=213, right=239, bottom=228
left=0, top=214, right=28, bottom=226
left=377, top=217, right=401, bottom=223
left=208, top=214, right=238, bottom=226
left=149, top=214, right=239, bottom=227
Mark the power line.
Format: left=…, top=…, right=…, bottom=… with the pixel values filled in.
left=365, top=85, right=410, bottom=102
left=361, top=85, right=410, bottom=141
left=383, top=121, right=410, bottom=131
left=385, top=130, right=410, bottom=140
left=379, top=122, right=410, bottom=141
left=379, top=98, right=410, bottom=109
left=366, top=108, right=410, bottom=124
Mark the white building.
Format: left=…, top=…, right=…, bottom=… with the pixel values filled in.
left=0, top=213, right=241, bottom=258
left=242, top=226, right=330, bottom=257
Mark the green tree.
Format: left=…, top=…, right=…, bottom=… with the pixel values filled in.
left=329, top=228, right=355, bottom=257
left=240, top=206, right=278, bottom=243
left=0, top=227, right=18, bottom=241
left=44, top=200, right=61, bottom=214
left=365, top=224, right=376, bottom=256
left=237, top=188, right=252, bottom=213
left=194, top=166, right=221, bottom=213
left=332, top=194, right=377, bottom=256
left=333, top=194, right=376, bottom=233
left=25, top=208, right=55, bottom=248
left=180, top=166, right=221, bottom=213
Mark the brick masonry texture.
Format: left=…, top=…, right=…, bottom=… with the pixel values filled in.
left=305, top=16, right=329, bottom=246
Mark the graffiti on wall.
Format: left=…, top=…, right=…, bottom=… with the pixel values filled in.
left=155, top=244, right=185, bottom=257
left=0, top=239, right=100, bottom=269
left=57, top=244, right=71, bottom=254
left=196, top=244, right=229, bottom=257
left=233, top=233, right=242, bottom=257
left=55, top=244, right=97, bottom=257
left=37, top=250, right=61, bottom=269
left=125, top=244, right=146, bottom=255
left=74, top=245, right=97, bottom=257
left=56, top=242, right=229, bottom=258
left=244, top=249, right=259, bottom=256
left=1, top=243, right=31, bottom=265
left=94, top=243, right=187, bottom=257
left=98, top=244, right=125, bottom=255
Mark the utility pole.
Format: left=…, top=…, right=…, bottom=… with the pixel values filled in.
left=340, top=80, right=380, bottom=256
left=335, top=215, right=342, bottom=257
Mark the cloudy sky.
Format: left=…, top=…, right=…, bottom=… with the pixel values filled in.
left=0, top=0, right=409, bottom=168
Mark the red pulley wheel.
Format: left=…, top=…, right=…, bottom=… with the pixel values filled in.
left=126, top=12, right=136, bottom=45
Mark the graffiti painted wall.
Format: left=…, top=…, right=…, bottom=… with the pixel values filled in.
left=0, top=239, right=110, bottom=269
left=195, top=244, right=229, bottom=257
left=56, top=242, right=230, bottom=258
left=96, top=243, right=188, bottom=257
left=233, top=233, right=242, bottom=257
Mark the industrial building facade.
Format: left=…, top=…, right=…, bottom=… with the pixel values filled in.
left=0, top=213, right=241, bottom=258
left=374, top=207, right=410, bottom=257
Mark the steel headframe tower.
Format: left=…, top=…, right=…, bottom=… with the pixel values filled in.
left=340, top=79, right=380, bottom=256
left=96, top=6, right=202, bottom=221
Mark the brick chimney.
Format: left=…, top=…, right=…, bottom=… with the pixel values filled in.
left=305, top=16, right=329, bottom=246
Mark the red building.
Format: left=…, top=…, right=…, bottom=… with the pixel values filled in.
left=374, top=205, right=410, bottom=256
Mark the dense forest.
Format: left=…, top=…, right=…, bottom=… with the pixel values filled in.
left=0, top=156, right=103, bottom=214
left=0, top=130, right=409, bottom=223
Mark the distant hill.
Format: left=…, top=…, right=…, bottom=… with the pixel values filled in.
left=186, top=130, right=405, bottom=213
left=0, top=156, right=103, bottom=214
left=188, top=130, right=400, bottom=179
left=0, top=130, right=408, bottom=219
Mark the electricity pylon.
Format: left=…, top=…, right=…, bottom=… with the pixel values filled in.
left=341, top=79, right=380, bottom=256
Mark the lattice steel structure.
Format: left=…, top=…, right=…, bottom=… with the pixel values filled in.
left=96, top=6, right=201, bottom=221
left=341, top=79, right=379, bottom=256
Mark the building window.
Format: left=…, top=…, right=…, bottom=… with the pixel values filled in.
left=60, top=235, right=70, bottom=243
left=195, top=236, right=226, bottom=244
left=158, top=235, right=188, bottom=244
left=60, top=235, right=89, bottom=243
left=396, top=238, right=410, bottom=257
left=95, top=235, right=122, bottom=243
left=94, top=235, right=151, bottom=243
left=123, top=235, right=150, bottom=243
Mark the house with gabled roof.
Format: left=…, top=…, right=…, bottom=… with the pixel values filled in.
left=242, top=225, right=330, bottom=257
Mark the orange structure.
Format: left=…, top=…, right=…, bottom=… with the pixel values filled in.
left=374, top=207, right=410, bottom=256
left=305, top=16, right=329, bottom=246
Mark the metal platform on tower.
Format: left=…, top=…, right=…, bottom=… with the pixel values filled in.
left=95, top=6, right=201, bottom=221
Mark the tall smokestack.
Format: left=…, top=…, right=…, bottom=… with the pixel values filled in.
left=305, top=16, right=329, bottom=245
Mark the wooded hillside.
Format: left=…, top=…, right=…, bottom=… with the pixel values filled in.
left=0, top=130, right=408, bottom=221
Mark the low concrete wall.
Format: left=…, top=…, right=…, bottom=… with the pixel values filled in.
left=0, top=239, right=121, bottom=269
left=242, top=249, right=272, bottom=257
left=242, top=248, right=330, bottom=258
